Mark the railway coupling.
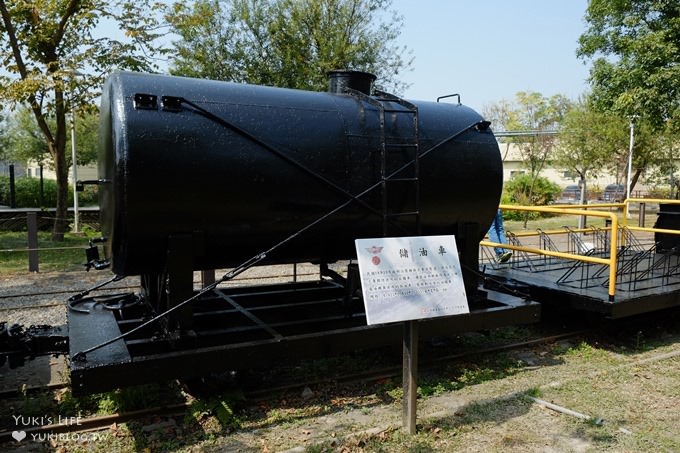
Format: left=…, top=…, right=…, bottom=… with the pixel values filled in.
left=0, top=322, right=67, bottom=369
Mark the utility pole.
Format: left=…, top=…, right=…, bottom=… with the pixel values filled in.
left=71, top=105, right=79, bottom=233
left=626, top=116, right=639, bottom=200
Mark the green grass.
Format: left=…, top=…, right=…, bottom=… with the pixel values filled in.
left=505, top=215, right=605, bottom=232
left=504, top=212, right=632, bottom=232
left=0, top=230, right=99, bottom=274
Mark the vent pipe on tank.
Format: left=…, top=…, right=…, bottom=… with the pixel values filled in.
left=327, top=70, right=376, bottom=95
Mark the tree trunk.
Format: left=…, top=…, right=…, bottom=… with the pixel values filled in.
left=47, top=100, right=69, bottom=242
left=52, top=144, right=69, bottom=241
left=630, top=168, right=643, bottom=196
left=49, top=87, right=70, bottom=242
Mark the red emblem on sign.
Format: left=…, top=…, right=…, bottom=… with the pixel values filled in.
left=372, top=256, right=381, bottom=265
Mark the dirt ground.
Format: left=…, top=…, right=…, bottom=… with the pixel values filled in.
left=201, top=331, right=680, bottom=452
left=8, top=335, right=677, bottom=452
left=1, top=270, right=679, bottom=452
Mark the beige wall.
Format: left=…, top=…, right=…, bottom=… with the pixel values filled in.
left=25, top=162, right=97, bottom=182
left=499, top=142, right=627, bottom=190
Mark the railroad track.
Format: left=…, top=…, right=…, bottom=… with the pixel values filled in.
left=1, top=304, right=676, bottom=443
left=0, top=270, right=319, bottom=305
left=0, top=327, right=593, bottom=442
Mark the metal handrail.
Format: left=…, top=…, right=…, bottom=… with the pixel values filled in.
left=623, top=198, right=680, bottom=236
left=480, top=204, right=620, bottom=301
left=481, top=199, right=680, bottom=301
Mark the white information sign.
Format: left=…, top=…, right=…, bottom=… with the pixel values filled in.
left=355, top=235, right=469, bottom=325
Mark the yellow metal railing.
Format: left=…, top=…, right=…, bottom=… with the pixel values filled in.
left=481, top=204, right=619, bottom=301
left=623, top=198, right=680, bottom=237
left=480, top=199, right=680, bottom=301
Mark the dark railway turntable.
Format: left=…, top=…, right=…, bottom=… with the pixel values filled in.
left=481, top=218, right=680, bottom=319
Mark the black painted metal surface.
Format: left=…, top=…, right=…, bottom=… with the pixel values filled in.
left=68, top=282, right=539, bottom=395
left=654, top=203, right=680, bottom=251
left=98, top=72, right=502, bottom=276
left=484, top=266, right=680, bottom=318
left=482, top=231, right=680, bottom=319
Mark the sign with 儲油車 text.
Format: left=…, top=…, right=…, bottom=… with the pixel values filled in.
left=354, top=235, right=469, bottom=325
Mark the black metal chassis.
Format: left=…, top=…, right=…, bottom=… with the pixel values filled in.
left=68, top=280, right=540, bottom=395
left=483, top=266, right=680, bottom=319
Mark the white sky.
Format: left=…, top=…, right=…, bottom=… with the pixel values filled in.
left=1, top=0, right=592, bottom=117
left=391, top=0, right=591, bottom=111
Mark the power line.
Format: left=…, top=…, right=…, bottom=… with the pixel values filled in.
left=494, top=130, right=560, bottom=137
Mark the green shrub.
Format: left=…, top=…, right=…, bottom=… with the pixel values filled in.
left=0, top=176, right=98, bottom=208
left=15, top=177, right=59, bottom=207
left=0, top=176, right=56, bottom=207
left=0, top=176, right=11, bottom=206
left=647, top=187, right=671, bottom=199
left=78, top=184, right=99, bottom=206
left=504, top=174, right=561, bottom=206
left=502, top=174, right=561, bottom=220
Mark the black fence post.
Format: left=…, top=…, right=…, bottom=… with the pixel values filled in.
left=27, top=211, right=39, bottom=272
left=39, top=164, right=45, bottom=207
left=9, top=164, right=16, bottom=209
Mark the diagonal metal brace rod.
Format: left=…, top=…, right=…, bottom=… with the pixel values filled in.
left=71, top=253, right=267, bottom=362
left=68, top=274, right=125, bottom=303
left=177, top=97, right=384, bottom=218
left=71, top=114, right=485, bottom=362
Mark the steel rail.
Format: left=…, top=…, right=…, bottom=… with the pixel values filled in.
left=0, top=328, right=592, bottom=440
left=244, top=328, right=593, bottom=399
left=4, top=305, right=677, bottom=441
left=0, top=271, right=319, bottom=301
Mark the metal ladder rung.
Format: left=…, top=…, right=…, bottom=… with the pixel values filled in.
left=384, top=211, right=420, bottom=218
left=383, top=108, right=417, bottom=114
left=385, top=143, right=418, bottom=149
left=376, top=90, right=420, bottom=237
left=387, top=177, right=419, bottom=182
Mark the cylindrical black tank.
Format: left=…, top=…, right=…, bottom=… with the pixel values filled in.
left=654, top=203, right=680, bottom=252
left=98, top=71, right=502, bottom=276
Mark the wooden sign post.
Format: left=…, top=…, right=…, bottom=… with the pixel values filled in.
left=355, top=235, right=469, bottom=433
